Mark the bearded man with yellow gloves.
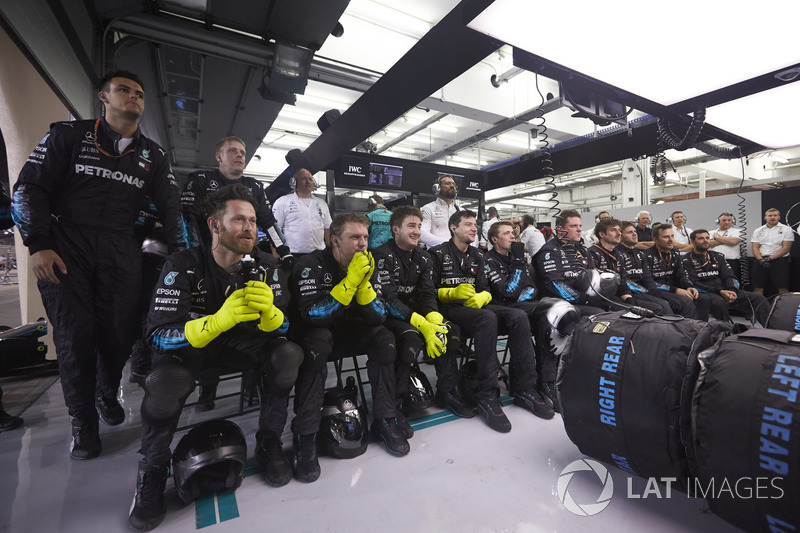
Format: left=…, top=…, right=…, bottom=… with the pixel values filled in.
left=429, top=210, right=523, bottom=433
left=290, top=213, right=408, bottom=483
left=373, top=206, right=473, bottom=433
left=130, top=185, right=303, bottom=532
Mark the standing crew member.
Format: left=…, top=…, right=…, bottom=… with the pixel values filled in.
left=708, top=212, right=743, bottom=281
left=290, top=213, right=408, bottom=484
left=751, top=208, right=794, bottom=295
left=182, top=136, right=291, bottom=260
left=519, top=214, right=545, bottom=258
left=272, top=168, right=331, bottom=255
left=670, top=211, right=694, bottom=253
left=420, top=175, right=459, bottom=248
left=129, top=185, right=303, bottom=531
left=13, top=70, right=189, bottom=459
left=373, top=206, right=472, bottom=429
left=634, top=210, right=654, bottom=249
left=365, top=193, right=391, bottom=250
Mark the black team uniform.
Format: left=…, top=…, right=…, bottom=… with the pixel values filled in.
left=182, top=169, right=290, bottom=258
left=13, top=118, right=189, bottom=458
left=597, top=244, right=675, bottom=316
left=534, top=237, right=605, bottom=315
left=429, top=239, right=525, bottom=432
left=485, top=245, right=555, bottom=418
left=290, top=247, right=407, bottom=476
left=643, top=246, right=712, bottom=320
left=131, top=246, right=302, bottom=530
left=683, top=249, right=768, bottom=325
left=373, top=239, right=472, bottom=420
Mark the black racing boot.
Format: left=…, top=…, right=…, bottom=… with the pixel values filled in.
left=96, top=394, right=125, bottom=426
left=128, top=460, right=169, bottom=532
left=371, top=418, right=410, bottom=456
left=476, top=397, right=512, bottom=433
left=0, top=408, right=23, bottom=432
left=256, top=434, right=292, bottom=487
left=194, top=383, right=217, bottom=412
left=394, top=411, right=414, bottom=439
left=513, top=389, right=555, bottom=420
left=435, top=389, right=475, bottom=419
left=292, top=433, right=320, bottom=483
left=69, top=418, right=101, bottom=460
left=539, top=381, right=561, bottom=413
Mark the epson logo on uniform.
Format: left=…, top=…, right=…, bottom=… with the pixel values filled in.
left=156, top=288, right=180, bottom=296
left=74, top=164, right=144, bottom=189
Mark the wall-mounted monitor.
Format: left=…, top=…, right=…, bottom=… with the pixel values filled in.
left=369, top=162, right=403, bottom=188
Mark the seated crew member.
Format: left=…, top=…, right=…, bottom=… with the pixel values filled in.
left=588, top=219, right=671, bottom=315
left=428, top=210, right=513, bottom=433
left=484, top=221, right=556, bottom=417
left=751, top=207, right=795, bottom=296
left=684, top=229, right=768, bottom=325
left=365, top=194, right=392, bottom=250
left=643, top=224, right=711, bottom=320
left=129, top=185, right=303, bottom=531
left=534, top=210, right=605, bottom=316
left=290, top=213, right=408, bottom=482
left=373, top=206, right=472, bottom=429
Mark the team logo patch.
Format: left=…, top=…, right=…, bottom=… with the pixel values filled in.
left=40, top=133, right=50, bottom=144
left=164, top=271, right=178, bottom=286
left=301, top=267, right=311, bottom=279
left=324, top=273, right=332, bottom=283
left=141, top=149, right=150, bottom=159
left=196, top=279, right=204, bottom=291
left=378, top=259, right=385, bottom=269
left=84, top=131, right=95, bottom=142
left=592, top=321, right=610, bottom=334
left=444, top=254, right=451, bottom=264
left=209, top=179, right=219, bottom=189
left=545, top=252, right=551, bottom=260
left=273, top=270, right=279, bottom=282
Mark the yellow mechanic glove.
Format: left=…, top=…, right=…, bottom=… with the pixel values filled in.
left=437, top=283, right=475, bottom=303
left=243, top=281, right=284, bottom=332
left=330, top=252, right=371, bottom=306
left=185, top=288, right=259, bottom=348
left=464, top=291, right=492, bottom=309
left=357, top=251, right=375, bottom=289
left=425, top=311, right=445, bottom=325
left=410, top=312, right=448, bottom=358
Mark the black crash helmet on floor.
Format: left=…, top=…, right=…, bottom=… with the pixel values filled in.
left=406, top=363, right=435, bottom=410
left=318, top=379, right=369, bottom=459
left=172, top=419, right=247, bottom=504
left=457, top=359, right=509, bottom=406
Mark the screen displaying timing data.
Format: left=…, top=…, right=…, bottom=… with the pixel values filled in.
left=369, top=162, right=403, bottom=188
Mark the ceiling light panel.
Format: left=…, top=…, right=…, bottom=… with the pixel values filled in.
left=468, top=0, right=800, bottom=106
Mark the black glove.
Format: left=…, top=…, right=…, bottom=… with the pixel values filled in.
left=510, top=241, right=526, bottom=262
left=759, top=257, right=772, bottom=268
left=277, top=245, right=294, bottom=267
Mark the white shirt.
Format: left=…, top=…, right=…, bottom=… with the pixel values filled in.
left=711, top=227, right=741, bottom=260
left=420, top=197, right=458, bottom=248
left=672, top=225, right=693, bottom=246
left=583, top=228, right=599, bottom=247
left=272, top=192, right=332, bottom=253
left=520, top=225, right=546, bottom=257
left=483, top=217, right=499, bottom=250
left=752, top=222, right=795, bottom=257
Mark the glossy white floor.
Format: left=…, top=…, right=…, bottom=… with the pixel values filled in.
left=0, top=358, right=741, bottom=533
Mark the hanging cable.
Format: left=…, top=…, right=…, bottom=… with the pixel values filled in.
left=533, top=74, right=559, bottom=228
left=736, top=156, right=750, bottom=288
left=657, top=108, right=706, bottom=151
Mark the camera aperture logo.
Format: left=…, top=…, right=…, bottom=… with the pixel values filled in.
left=557, top=459, right=614, bottom=516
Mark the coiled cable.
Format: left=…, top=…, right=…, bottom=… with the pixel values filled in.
left=533, top=74, right=560, bottom=227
